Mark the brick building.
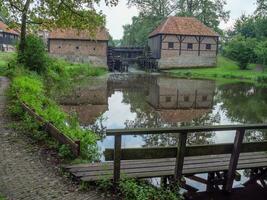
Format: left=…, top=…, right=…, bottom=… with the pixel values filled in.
left=148, top=16, right=219, bottom=69
left=0, top=21, right=19, bottom=52
left=48, top=28, right=109, bottom=67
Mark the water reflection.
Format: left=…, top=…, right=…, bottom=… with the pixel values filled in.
left=59, top=73, right=267, bottom=150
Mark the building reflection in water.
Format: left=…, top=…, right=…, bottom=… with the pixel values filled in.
left=59, top=74, right=218, bottom=147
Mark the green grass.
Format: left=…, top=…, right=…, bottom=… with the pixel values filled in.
left=167, top=56, right=267, bottom=83
left=0, top=52, right=15, bottom=75
left=0, top=194, right=5, bottom=200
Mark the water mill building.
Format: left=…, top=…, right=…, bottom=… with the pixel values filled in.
left=148, top=16, right=219, bottom=69
left=48, top=28, right=109, bottom=67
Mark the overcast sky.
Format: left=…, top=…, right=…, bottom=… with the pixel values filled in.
left=97, top=0, right=257, bottom=39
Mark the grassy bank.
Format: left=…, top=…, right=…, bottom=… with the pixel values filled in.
left=167, top=56, right=267, bottom=83
left=1, top=51, right=106, bottom=161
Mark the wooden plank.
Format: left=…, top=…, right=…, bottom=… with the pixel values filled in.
left=224, top=129, right=245, bottom=192
left=174, top=132, right=187, bottom=183
left=71, top=155, right=267, bottom=178
left=21, top=102, right=80, bottom=156
left=104, top=141, right=267, bottom=160
left=79, top=160, right=267, bottom=182
left=106, top=124, right=267, bottom=136
left=65, top=152, right=267, bottom=171
left=113, top=134, right=122, bottom=185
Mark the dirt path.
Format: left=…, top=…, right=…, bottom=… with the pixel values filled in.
left=0, top=76, right=109, bottom=200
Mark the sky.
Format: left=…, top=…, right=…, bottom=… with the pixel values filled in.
left=96, top=0, right=257, bottom=40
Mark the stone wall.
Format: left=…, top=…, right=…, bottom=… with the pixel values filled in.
left=49, top=39, right=108, bottom=67
left=159, top=35, right=218, bottom=69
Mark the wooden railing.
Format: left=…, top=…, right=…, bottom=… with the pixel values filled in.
left=21, top=102, right=80, bottom=156
left=106, top=124, right=267, bottom=192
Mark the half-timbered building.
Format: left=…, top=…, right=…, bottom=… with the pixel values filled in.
left=148, top=16, right=219, bottom=69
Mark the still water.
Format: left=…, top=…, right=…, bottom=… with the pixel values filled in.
left=60, top=73, right=267, bottom=154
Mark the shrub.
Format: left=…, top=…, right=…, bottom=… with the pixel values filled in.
left=119, top=179, right=180, bottom=200
left=254, top=40, right=267, bottom=65
left=11, top=74, right=100, bottom=161
left=18, top=34, right=48, bottom=73
left=223, top=35, right=257, bottom=69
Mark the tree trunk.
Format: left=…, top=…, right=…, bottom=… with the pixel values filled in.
left=18, top=0, right=31, bottom=63
left=19, top=13, right=27, bottom=54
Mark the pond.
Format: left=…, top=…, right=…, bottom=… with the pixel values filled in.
left=60, top=73, right=267, bottom=151
left=59, top=72, right=267, bottom=191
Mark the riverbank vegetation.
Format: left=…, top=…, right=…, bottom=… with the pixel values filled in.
left=0, top=34, right=181, bottom=199
left=2, top=35, right=106, bottom=161
left=168, top=56, right=267, bottom=84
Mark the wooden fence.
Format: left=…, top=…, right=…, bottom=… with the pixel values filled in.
left=21, top=102, right=80, bottom=156
left=106, top=124, right=267, bottom=192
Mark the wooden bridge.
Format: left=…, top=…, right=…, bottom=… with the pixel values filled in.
left=64, top=124, right=267, bottom=194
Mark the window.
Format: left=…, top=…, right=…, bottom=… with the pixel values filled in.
left=165, top=96, right=171, bottom=102
left=76, top=46, right=79, bottom=50
left=0, top=33, right=3, bottom=38
left=202, top=95, right=208, bottom=102
left=187, top=43, right=193, bottom=50
left=184, top=95, right=190, bottom=102
left=93, top=47, right=96, bottom=51
left=206, top=44, right=211, bottom=50
left=58, top=46, right=61, bottom=49
left=168, top=42, right=174, bottom=49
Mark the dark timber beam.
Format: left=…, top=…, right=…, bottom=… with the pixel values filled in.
left=224, top=128, right=245, bottom=192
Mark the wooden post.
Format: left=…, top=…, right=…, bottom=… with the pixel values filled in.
left=113, top=133, right=122, bottom=187
left=207, top=172, right=215, bottom=192
left=174, top=132, right=187, bottom=184
left=224, top=128, right=245, bottom=192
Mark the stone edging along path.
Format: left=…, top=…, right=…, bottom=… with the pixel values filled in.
left=0, top=76, right=109, bottom=200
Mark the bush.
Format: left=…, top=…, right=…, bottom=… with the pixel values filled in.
left=223, top=35, right=257, bottom=69
left=119, top=179, right=180, bottom=200
left=11, top=74, right=100, bottom=161
left=18, top=34, right=48, bottom=73
left=254, top=40, right=267, bottom=65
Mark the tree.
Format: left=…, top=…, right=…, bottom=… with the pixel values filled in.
left=123, top=0, right=229, bottom=46
left=223, top=35, right=257, bottom=69
left=0, top=0, right=118, bottom=61
left=122, top=15, right=163, bottom=46
left=127, top=0, right=177, bottom=18
left=256, top=0, right=267, bottom=16
left=176, top=0, right=230, bottom=33
left=123, top=0, right=177, bottom=46
left=255, top=40, right=267, bottom=65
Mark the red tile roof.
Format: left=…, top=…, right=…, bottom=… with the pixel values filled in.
left=49, top=27, right=109, bottom=41
left=0, top=21, right=19, bottom=35
left=149, top=16, right=219, bottom=38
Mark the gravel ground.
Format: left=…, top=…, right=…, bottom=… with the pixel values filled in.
left=0, top=76, right=110, bottom=200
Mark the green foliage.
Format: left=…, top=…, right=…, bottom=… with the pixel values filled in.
left=123, top=0, right=229, bottom=45
left=176, top=0, right=230, bottom=34
left=18, top=34, right=48, bottom=73
left=122, top=15, right=163, bottom=46
left=0, top=52, right=15, bottom=76
left=119, top=179, right=180, bottom=200
left=1, top=0, right=118, bottom=57
left=10, top=73, right=100, bottom=161
left=256, top=0, right=267, bottom=16
left=223, top=35, right=257, bottom=69
left=168, top=56, right=267, bottom=83
left=254, top=40, right=267, bottom=65
left=59, top=144, right=73, bottom=158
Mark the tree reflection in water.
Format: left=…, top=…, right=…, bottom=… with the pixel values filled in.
left=58, top=73, right=267, bottom=147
